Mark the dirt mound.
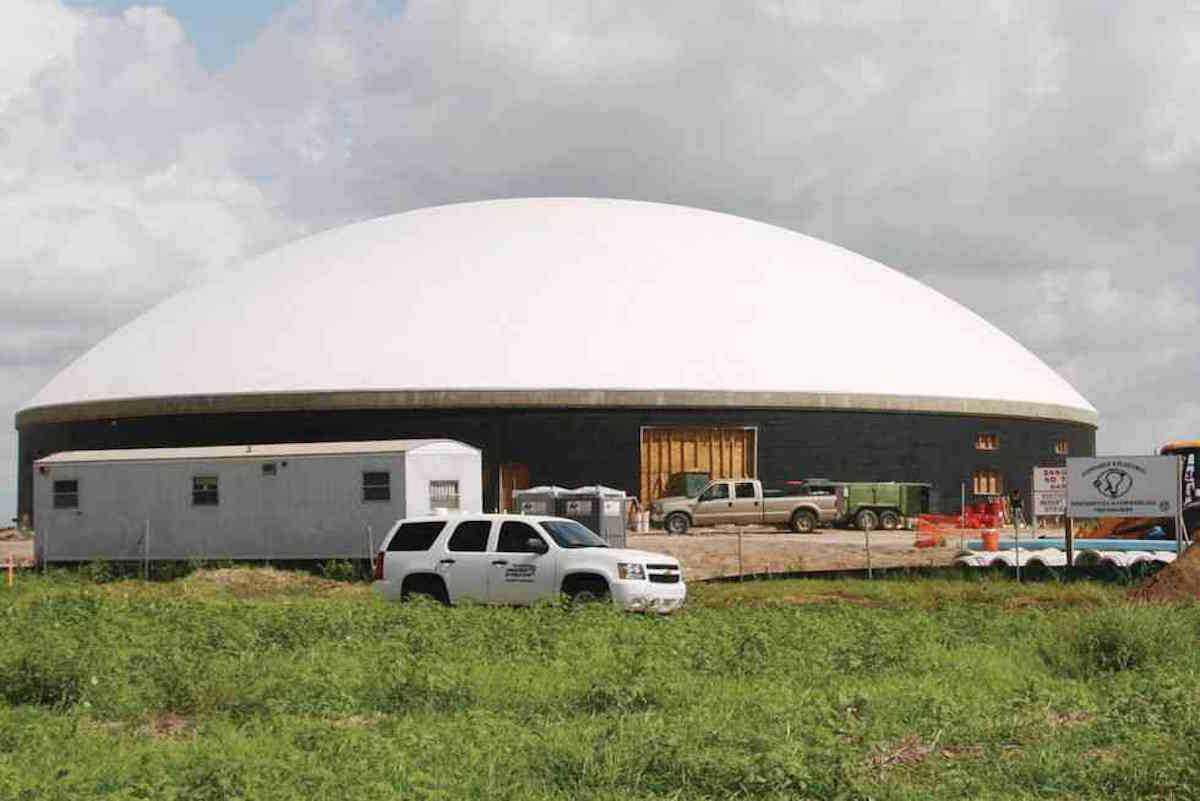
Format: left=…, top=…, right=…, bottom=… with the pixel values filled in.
left=1128, top=544, right=1200, bottom=603
left=182, top=566, right=356, bottom=597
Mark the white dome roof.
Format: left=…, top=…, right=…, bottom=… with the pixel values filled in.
left=23, top=198, right=1095, bottom=423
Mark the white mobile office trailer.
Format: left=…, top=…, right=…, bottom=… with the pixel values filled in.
left=32, top=439, right=482, bottom=563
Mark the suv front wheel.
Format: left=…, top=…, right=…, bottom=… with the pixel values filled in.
left=562, top=574, right=610, bottom=604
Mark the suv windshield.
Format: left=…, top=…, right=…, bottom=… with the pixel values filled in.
left=540, top=520, right=609, bottom=548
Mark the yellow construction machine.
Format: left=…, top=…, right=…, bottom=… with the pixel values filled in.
left=1161, top=440, right=1199, bottom=539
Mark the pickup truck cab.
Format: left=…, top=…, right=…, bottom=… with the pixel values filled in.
left=650, top=478, right=840, bottom=535
left=373, top=513, right=685, bottom=613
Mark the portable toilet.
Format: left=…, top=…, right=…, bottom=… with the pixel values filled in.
left=513, top=486, right=568, bottom=516
left=559, top=485, right=628, bottom=548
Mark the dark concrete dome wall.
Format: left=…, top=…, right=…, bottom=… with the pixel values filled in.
left=18, top=404, right=1095, bottom=520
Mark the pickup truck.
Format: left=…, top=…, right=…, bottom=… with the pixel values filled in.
left=650, top=478, right=840, bottom=535
left=373, top=513, right=685, bottom=613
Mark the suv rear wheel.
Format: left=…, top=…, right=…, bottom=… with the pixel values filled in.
left=879, top=510, right=901, bottom=530
left=790, top=509, right=818, bottom=533
left=401, top=574, right=450, bottom=605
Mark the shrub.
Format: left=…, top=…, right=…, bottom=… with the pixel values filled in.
left=370, top=662, right=474, bottom=714
left=1042, top=606, right=1178, bottom=675
left=319, top=559, right=358, bottom=582
left=79, top=560, right=116, bottom=584
left=0, top=652, right=84, bottom=709
left=572, top=678, right=661, bottom=715
left=150, top=561, right=196, bottom=581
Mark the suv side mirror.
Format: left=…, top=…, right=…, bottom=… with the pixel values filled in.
left=526, top=537, right=549, bottom=554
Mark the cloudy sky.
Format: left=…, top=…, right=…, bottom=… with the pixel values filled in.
left=3, top=0, right=1199, bottom=517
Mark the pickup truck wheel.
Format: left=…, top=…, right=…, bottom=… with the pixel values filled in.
left=855, top=509, right=880, bottom=532
left=665, top=513, right=690, bottom=536
left=790, top=510, right=818, bottom=534
left=879, top=510, right=901, bottom=530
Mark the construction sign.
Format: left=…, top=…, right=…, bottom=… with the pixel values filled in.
left=1066, top=456, right=1179, bottom=519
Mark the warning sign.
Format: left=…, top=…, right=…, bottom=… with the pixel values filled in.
left=1032, top=467, right=1067, bottom=516
left=1033, top=467, right=1067, bottom=493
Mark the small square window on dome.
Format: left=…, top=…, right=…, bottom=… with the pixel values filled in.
left=972, top=470, right=1004, bottom=496
left=975, top=433, right=999, bottom=451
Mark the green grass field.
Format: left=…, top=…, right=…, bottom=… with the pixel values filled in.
left=1, top=569, right=1198, bottom=800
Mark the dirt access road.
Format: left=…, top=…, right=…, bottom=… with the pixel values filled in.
left=628, top=526, right=961, bottom=580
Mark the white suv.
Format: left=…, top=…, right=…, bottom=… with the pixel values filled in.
left=372, top=513, right=686, bottom=613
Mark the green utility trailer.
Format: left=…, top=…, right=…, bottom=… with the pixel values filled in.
left=836, top=482, right=932, bottom=531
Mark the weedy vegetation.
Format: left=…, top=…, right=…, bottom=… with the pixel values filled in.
left=0, top=568, right=1198, bottom=799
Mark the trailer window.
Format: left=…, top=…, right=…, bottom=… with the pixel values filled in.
left=387, top=521, right=446, bottom=551
left=53, top=480, right=78, bottom=509
left=735, top=482, right=756, bottom=499
left=261, top=463, right=277, bottom=476
left=430, top=480, right=460, bottom=511
left=192, top=476, right=219, bottom=506
left=362, top=471, right=391, bottom=502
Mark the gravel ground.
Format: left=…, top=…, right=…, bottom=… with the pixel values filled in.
left=627, top=526, right=962, bottom=580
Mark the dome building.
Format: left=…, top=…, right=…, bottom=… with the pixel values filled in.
left=16, top=198, right=1096, bottom=519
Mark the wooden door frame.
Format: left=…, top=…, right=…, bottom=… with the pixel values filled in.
left=497, top=462, right=530, bottom=513
left=637, top=425, right=759, bottom=503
